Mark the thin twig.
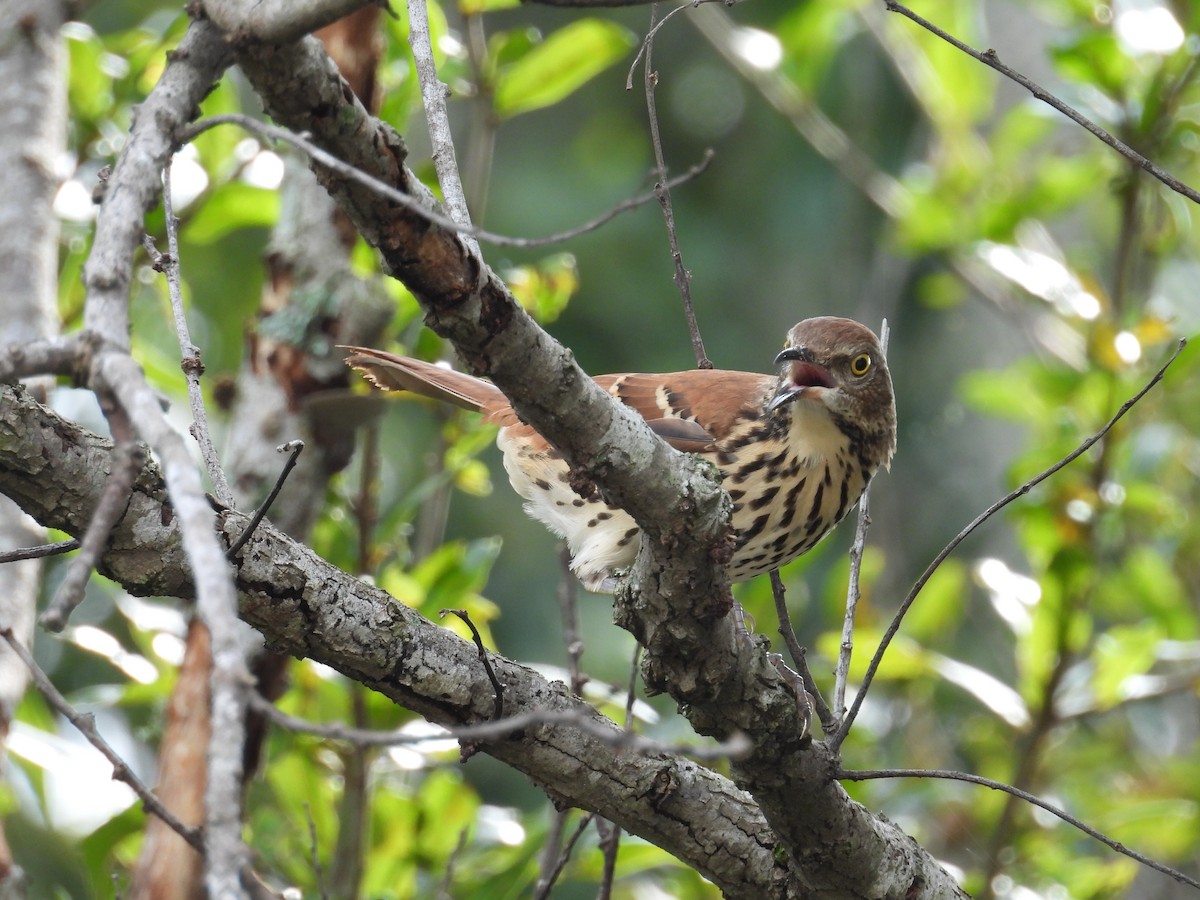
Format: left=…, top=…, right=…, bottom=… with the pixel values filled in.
left=596, top=818, right=620, bottom=900
left=1, top=627, right=204, bottom=852
left=833, top=319, right=888, bottom=721
left=639, top=3, right=710, bottom=368
left=177, top=115, right=711, bottom=249
left=248, top=689, right=751, bottom=759
left=304, top=804, right=328, bottom=900
left=594, top=644, right=643, bottom=895
left=406, top=0, right=475, bottom=247
left=225, top=440, right=305, bottom=560
left=840, top=766, right=1200, bottom=892
left=832, top=338, right=1188, bottom=751
left=355, top=422, right=379, bottom=576
left=40, top=413, right=144, bottom=633
left=436, top=829, right=470, bottom=900
left=533, top=812, right=596, bottom=900
left=440, top=608, right=504, bottom=721
left=557, top=546, right=587, bottom=695
left=0, top=539, right=80, bottom=564
left=626, top=0, right=725, bottom=88
left=769, top=571, right=835, bottom=734
left=885, top=0, right=1200, bottom=205
left=156, top=161, right=235, bottom=507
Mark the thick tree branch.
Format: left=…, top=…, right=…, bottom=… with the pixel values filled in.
left=0, top=381, right=790, bottom=899
left=82, top=19, right=231, bottom=349
left=221, top=29, right=964, bottom=898
left=202, top=0, right=376, bottom=44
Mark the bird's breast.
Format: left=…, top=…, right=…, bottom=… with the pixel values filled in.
left=709, top=405, right=868, bottom=580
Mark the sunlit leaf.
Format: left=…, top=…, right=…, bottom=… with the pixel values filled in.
left=504, top=253, right=579, bottom=323
left=184, top=184, right=280, bottom=244
left=493, top=20, right=636, bottom=119
left=459, top=0, right=520, bottom=15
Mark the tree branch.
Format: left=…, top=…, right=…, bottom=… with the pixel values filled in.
left=833, top=338, right=1188, bottom=750
left=0, top=381, right=790, bottom=898
left=222, top=29, right=964, bottom=897
left=883, top=0, right=1200, bottom=205
left=202, top=0, right=376, bottom=44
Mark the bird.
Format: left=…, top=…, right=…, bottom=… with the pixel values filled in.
left=343, top=316, right=896, bottom=592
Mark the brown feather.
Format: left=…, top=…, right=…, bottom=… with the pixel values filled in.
left=603, top=371, right=774, bottom=445
left=342, top=317, right=896, bottom=591
left=341, top=347, right=775, bottom=453
left=341, top=347, right=504, bottom=413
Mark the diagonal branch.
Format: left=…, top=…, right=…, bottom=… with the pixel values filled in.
left=883, top=0, right=1200, bottom=205
left=61, top=16, right=250, bottom=895
left=1, top=628, right=204, bottom=853
left=833, top=339, right=1188, bottom=750
left=224, top=28, right=964, bottom=898
left=0, top=380, right=788, bottom=898
left=841, top=767, right=1200, bottom=892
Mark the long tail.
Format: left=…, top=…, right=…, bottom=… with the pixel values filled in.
left=340, top=346, right=507, bottom=414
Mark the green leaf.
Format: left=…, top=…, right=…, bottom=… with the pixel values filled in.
left=902, top=559, right=968, bottom=642
left=459, top=0, right=520, bottom=14
left=184, top=184, right=280, bottom=244
left=1051, top=29, right=1134, bottom=99
left=504, top=253, right=579, bottom=323
left=1090, top=621, right=1162, bottom=709
left=493, top=20, right=636, bottom=119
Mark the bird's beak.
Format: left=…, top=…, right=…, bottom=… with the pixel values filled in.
left=768, top=347, right=834, bottom=411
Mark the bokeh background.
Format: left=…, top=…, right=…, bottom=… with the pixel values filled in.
left=15, top=0, right=1200, bottom=895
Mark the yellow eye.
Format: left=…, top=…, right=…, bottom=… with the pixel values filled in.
left=850, top=353, right=872, bottom=376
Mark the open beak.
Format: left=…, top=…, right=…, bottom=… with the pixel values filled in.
left=768, top=347, right=834, bottom=411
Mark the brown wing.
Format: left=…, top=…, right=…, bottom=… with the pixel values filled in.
left=599, top=370, right=775, bottom=449
left=343, top=347, right=775, bottom=451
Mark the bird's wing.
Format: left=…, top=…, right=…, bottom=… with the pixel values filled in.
left=343, top=348, right=775, bottom=452
left=600, top=370, right=775, bottom=449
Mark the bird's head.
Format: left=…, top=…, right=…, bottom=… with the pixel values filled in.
left=769, top=316, right=897, bottom=465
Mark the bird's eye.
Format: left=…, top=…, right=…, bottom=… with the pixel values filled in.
left=850, top=353, right=872, bottom=376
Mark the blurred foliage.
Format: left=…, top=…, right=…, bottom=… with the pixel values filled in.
left=16, top=0, right=1200, bottom=896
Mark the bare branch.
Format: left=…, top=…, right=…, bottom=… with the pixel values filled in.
left=177, top=113, right=712, bottom=249
left=0, top=627, right=204, bottom=852
left=556, top=547, right=588, bottom=696
left=225, top=440, right=305, bottom=560
left=249, top=689, right=749, bottom=760
left=91, top=354, right=251, bottom=896
left=534, top=812, right=595, bottom=900
left=883, top=0, right=1200, bottom=205
left=82, top=18, right=231, bottom=349
left=0, top=539, right=79, bottom=564
left=768, top=571, right=834, bottom=735
left=40, top=429, right=144, bottom=633
left=841, top=766, right=1200, bottom=892
left=203, top=0, right=376, bottom=44
left=0, top=335, right=83, bottom=383
left=440, top=608, right=504, bottom=723
left=637, top=4, right=710, bottom=368
left=833, top=319, right=888, bottom=721
left=151, top=163, right=235, bottom=507
left=406, top=0, right=474, bottom=244
left=833, top=339, right=1189, bottom=751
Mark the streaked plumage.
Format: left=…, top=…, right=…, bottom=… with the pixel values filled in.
left=344, top=316, right=896, bottom=591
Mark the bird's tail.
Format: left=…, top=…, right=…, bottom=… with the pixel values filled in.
left=340, top=346, right=507, bottom=415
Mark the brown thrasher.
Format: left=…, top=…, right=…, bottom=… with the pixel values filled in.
left=344, top=316, right=896, bottom=591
